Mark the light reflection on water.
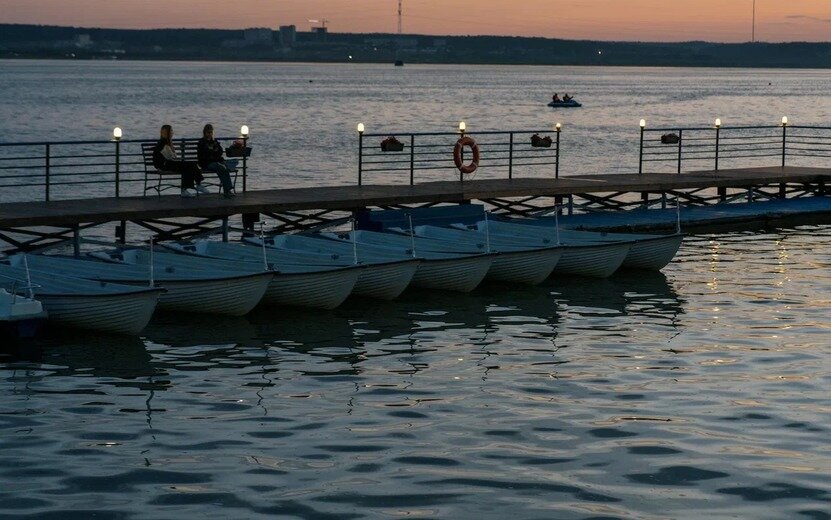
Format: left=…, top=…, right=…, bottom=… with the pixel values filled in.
left=1, top=226, right=830, bottom=518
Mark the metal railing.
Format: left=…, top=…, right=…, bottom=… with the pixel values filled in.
left=638, top=123, right=831, bottom=174
left=357, top=129, right=562, bottom=186
left=0, top=136, right=249, bottom=203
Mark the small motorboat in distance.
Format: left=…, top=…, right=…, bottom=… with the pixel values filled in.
left=547, top=99, right=582, bottom=108
left=0, top=262, right=161, bottom=335
left=0, top=288, right=47, bottom=339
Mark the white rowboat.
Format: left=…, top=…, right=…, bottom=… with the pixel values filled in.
left=17, top=253, right=272, bottom=317
left=0, top=262, right=161, bottom=335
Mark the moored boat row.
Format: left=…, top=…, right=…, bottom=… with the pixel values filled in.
left=0, top=207, right=683, bottom=336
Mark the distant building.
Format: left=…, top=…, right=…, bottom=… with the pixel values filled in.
left=75, top=34, right=92, bottom=48
left=243, top=28, right=273, bottom=47
left=311, top=26, right=328, bottom=42
left=279, top=25, right=297, bottom=47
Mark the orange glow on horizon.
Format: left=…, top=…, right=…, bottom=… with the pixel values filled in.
left=1, top=0, right=830, bottom=42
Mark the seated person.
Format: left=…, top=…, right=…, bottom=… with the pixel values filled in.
left=551, top=93, right=561, bottom=103
left=152, top=124, right=206, bottom=198
left=563, top=94, right=573, bottom=102
left=197, top=124, right=237, bottom=198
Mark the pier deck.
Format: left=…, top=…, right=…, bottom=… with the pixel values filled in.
left=1, top=166, right=829, bottom=228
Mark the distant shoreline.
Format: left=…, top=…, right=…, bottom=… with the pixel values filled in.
left=2, top=23, right=831, bottom=69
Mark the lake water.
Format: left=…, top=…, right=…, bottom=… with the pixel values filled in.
left=1, top=61, right=830, bottom=518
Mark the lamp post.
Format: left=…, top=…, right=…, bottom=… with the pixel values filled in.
left=638, top=119, right=646, bottom=174
left=113, top=127, right=122, bottom=197
left=458, top=122, right=466, bottom=182
left=781, top=116, right=788, bottom=168
left=555, top=123, right=562, bottom=179
left=240, top=125, right=249, bottom=192
left=357, top=123, right=365, bottom=186
left=714, top=118, right=721, bottom=172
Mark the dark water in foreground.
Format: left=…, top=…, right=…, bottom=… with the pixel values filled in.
left=1, top=227, right=830, bottom=519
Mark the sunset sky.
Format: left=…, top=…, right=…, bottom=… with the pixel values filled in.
left=1, top=0, right=830, bottom=42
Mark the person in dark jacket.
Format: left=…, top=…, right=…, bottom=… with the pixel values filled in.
left=152, top=124, right=205, bottom=198
left=197, top=124, right=236, bottom=198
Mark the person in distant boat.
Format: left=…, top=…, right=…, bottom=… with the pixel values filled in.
left=551, top=93, right=561, bottom=103
left=152, top=124, right=206, bottom=198
left=197, top=124, right=236, bottom=198
left=563, top=94, right=573, bottom=102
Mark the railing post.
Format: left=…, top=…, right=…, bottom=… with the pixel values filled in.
left=676, top=129, right=683, bottom=174
left=459, top=142, right=464, bottom=183
left=638, top=124, right=645, bottom=174
left=45, top=143, right=50, bottom=202
left=555, top=127, right=561, bottom=180
left=508, top=132, right=514, bottom=179
left=242, top=136, right=248, bottom=192
left=714, top=125, right=720, bottom=172
left=409, top=134, right=415, bottom=186
left=781, top=124, right=787, bottom=168
left=357, top=132, right=363, bottom=186
left=115, top=140, right=121, bottom=197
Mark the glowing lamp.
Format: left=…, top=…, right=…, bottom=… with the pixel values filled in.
left=112, top=127, right=122, bottom=141
left=639, top=119, right=646, bottom=128
left=781, top=116, right=788, bottom=126
left=357, top=123, right=365, bottom=134
left=714, top=118, right=722, bottom=128
left=555, top=123, right=562, bottom=131
left=240, top=125, right=250, bottom=138
left=458, top=121, right=466, bottom=134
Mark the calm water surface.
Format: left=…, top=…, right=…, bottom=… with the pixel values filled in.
left=2, top=60, right=831, bottom=188
left=1, top=226, right=830, bottom=518
left=0, top=61, right=830, bottom=518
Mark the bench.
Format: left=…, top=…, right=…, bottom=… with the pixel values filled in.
left=141, top=139, right=239, bottom=196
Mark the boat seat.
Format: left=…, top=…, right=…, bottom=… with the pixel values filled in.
left=141, top=140, right=239, bottom=196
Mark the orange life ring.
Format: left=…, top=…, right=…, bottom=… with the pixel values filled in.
left=453, top=136, right=480, bottom=174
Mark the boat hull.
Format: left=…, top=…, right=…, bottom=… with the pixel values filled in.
left=263, top=267, right=360, bottom=309
left=622, top=235, right=684, bottom=270
left=486, top=247, right=562, bottom=285
left=37, top=291, right=160, bottom=335
left=554, top=243, right=630, bottom=278
left=411, top=255, right=492, bottom=293
left=352, top=259, right=419, bottom=300
left=150, top=273, right=272, bottom=316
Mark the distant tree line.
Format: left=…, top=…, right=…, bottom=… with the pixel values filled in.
left=2, top=24, right=831, bottom=68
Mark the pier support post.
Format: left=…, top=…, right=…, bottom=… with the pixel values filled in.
left=718, top=187, right=727, bottom=202
left=661, top=192, right=667, bottom=209
left=641, top=191, right=649, bottom=208
left=779, top=183, right=787, bottom=199
left=73, top=225, right=80, bottom=258
left=221, top=217, right=229, bottom=242
left=116, top=220, right=126, bottom=244
left=242, top=213, right=260, bottom=236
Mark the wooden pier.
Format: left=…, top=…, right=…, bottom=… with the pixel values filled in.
left=1, top=122, right=830, bottom=252
left=0, top=166, right=828, bottom=229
